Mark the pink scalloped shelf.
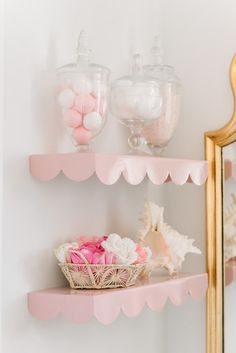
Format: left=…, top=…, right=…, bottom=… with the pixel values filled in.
left=29, top=153, right=208, bottom=186
left=28, top=273, right=208, bottom=325
left=225, top=160, right=236, bottom=181
left=225, top=260, right=236, bottom=286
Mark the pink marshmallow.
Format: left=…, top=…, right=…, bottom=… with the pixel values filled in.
left=63, top=109, right=82, bottom=128
left=74, top=94, right=95, bottom=115
left=94, top=97, right=107, bottom=116
left=73, top=126, right=92, bottom=145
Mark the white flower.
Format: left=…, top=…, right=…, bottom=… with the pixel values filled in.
left=54, top=242, right=78, bottom=263
left=102, top=233, right=138, bottom=265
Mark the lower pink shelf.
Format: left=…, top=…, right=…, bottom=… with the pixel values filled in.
left=28, top=273, right=208, bottom=325
left=225, top=260, right=236, bottom=286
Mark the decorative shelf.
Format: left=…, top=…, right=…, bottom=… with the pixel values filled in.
left=28, top=273, right=208, bottom=325
left=29, top=153, right=208, bottom=186
left=225, top=160, right=236, bottom=181
left=225, top=260, right=236, bottom=286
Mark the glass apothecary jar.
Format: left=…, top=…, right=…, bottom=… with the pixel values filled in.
left=57, top=31, right=110, bottom=151
left=110, top=53, right=163, bottom=154
left=142, top=37, right=181, bottom=155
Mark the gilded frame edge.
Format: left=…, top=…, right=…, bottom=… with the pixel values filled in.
left=205, top=54, right=236, bottom=353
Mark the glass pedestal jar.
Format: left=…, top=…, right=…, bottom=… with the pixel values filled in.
left=57, top=31, right=110, bottom=152
left=110, top=54, right=163, bottom=154
left=142, top=37, right=181, bottom=155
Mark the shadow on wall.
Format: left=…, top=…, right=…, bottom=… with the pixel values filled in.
left=30, top=36, right=67, bottom=154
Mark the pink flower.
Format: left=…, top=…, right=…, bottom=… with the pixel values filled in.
left=135, top=244, right=152, bottom=264
left=69, top=248, right=94, bottom=264
left=68, top=235, right=116, bottom=265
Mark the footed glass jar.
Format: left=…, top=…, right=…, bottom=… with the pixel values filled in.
left=57, top=31, right=110, bottom=151
left=110, top=54, right=163, bottom=154
left=142, top=37, right=181, bottom=155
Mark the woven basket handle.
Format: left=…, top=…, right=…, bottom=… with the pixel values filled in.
left=67, top=250, right=96, bottom=287
left=67, top=249, right=89, bottom=265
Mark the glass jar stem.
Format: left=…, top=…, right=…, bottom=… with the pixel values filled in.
left=77, top=144, right=90, bottom=153
left=128, top=122, right=146, bottom=152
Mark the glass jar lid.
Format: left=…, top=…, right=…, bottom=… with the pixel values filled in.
left=144, top=36, right=181, bottom=85
left=57, top=31, right=110, bottom=77
left=111, top=53, right=160, bottom=95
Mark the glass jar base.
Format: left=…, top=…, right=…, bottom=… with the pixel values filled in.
left=76, top=144, right=90, bottom=153
left=147, top=144, right=166, bottom=156
left=128, top=150, right=150, bottom=156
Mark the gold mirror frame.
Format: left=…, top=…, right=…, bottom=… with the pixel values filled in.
left=205, top=55, right=236, bottom=353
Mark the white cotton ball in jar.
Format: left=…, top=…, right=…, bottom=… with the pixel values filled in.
left=136, top=95, right=157, bottom=118
left=120, top=86, right=138, bottom=110
left=83, top=112, right=103, bottom=131
left=73, top=76, right=92, bottom=94
left=123, top=95, right=138, bottom=112
left=112, top=94, right=136, bottom=119
left=57, top=89, right=75, bottom=108
left=148, top=106, right=162, bottom=120
left=116, top=95, right=137, bottom=120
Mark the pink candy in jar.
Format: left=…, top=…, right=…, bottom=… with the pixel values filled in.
left=57, top=31, right=110, bottom=151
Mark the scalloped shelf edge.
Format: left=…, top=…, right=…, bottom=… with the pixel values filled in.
left=29, top=153, right=209, bottom=186
left=28, top=273, right=208, bottom=325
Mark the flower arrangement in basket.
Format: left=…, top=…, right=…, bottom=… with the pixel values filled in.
left=55, top=233, right=152, bottom=289
left=55, top=201, right=202, bottom=289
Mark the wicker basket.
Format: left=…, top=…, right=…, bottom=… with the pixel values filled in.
left=59, top=250, right=146, bottom=289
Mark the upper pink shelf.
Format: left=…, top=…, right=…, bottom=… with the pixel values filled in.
left=225, top=259, right=236, bottom=286
left=225, top=160, right=236, bottom=181
left=28, top=272, right=208, bottom=325
left=29, top=153, right=208, bottom=186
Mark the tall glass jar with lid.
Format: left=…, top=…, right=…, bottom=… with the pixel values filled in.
left=142, top=37, right=181, bottom=155
left=57, top=31, right=110, bottom=152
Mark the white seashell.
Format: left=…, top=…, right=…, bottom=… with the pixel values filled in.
left=139, top=201, right=201, bottom=275
left=58, top=89, right=75, bottom=108
left=102, top=233, right=138, bottom=265
left=54, top=242, right=78, bottom=263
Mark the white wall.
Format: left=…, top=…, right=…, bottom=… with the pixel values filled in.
left=2, top=1, right=168, bottom=353
left=3, top=1, right=236, bottom=353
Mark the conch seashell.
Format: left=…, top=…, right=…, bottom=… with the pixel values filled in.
left=139, top=201, right=201, bottom=275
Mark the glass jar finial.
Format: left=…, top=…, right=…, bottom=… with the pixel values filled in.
left=151, top=35, right=163, bottom=65
left=76, top=30, right=91, bottom=64
left=132, top=53, right=143, bottom=78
